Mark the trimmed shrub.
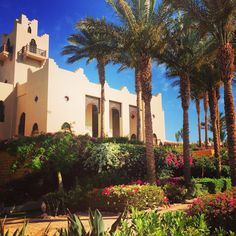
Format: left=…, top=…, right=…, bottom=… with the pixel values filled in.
left=163, top=184, right=188, bottom=203
left=191, top=156, right=217, bottom=178
left=192, top=178, right=231, bottom=197
left=87, top=184, right=167, bottom=212
left=188, top=187, right=236, bottom=231
left=43, top=185, right=86, bottom=215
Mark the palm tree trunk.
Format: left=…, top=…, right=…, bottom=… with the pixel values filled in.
left=216, top=86, right=221, bottom=145
left=141, top=56, right=156, bottom=184
left=218, top=43, right=236, bottom=186
left=57, top=171, right=63, bottom=191
left=97, top=59, right=105, bottom=139
left=208, top=87, right=221, bottom=177
left=203, top=92, right=209, bottom=148
left=180, top=73, right=191, bottom=187
left=135, top=67, right=142, bottom=142
left=196, top=99, right=202, bottom=147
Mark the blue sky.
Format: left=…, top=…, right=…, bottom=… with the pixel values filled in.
left=0, top=0, right=235, bottom=142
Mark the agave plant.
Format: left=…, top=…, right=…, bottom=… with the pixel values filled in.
left=58, top=209, right=126, bottom=236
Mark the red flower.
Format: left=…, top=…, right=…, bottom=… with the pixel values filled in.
left=102, top=188, right=112, bottom=196
left=133, top=188, right=139, bottom=193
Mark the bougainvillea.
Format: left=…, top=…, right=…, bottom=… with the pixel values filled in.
left=188, top=187, right=236, bottom=231
left=164, top=152, right=193, bottom=168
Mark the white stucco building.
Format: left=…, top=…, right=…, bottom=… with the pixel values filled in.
left=0, top=15, right=166, bottom=142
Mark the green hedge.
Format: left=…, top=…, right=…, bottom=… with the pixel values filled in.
left=192, top=178, right=231, bottom=197
left=42, top=185, right=85, bottom=215
left=87, top=184, right=167, bottom=212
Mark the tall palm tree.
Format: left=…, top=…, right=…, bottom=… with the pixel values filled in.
left=157, top=15, right=210, bottom=187
left=190, top=74, right=208, bottom=147
left=168, top=0, right=236, bottom=186
left=175, top=128, right=183, bottom=142
left=190, top=86, right=204, bottom=147
left=62, top=18, right=117, bottom=139
left=113, top=53, right=143, bottom=142
left=202, top=112, right=227, bottom=143
left=107, top=0, right=170, bottom=184
left=203, top=92, right=209, bottom=148
left=198, top=63, right=222, bottom=176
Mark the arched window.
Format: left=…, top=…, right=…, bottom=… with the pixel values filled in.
left=29, top=39, right=37, bottom=53
left=61, top=122, right=72, bottom=133
left=28, top=26, right=32, bottom=33
left=31, top=123, right=39, bottom=136
left=153, top=133, right=158, bottom=145
left=131, top=134, right=136, bottom=140
left=112, top=108, right=120, bottom=137
left=0, top=101, right=5, bottom=122
left=18, top=112, right=26, bottom=136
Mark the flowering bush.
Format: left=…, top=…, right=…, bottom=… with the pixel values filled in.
left=83, top=143, right=128, bottom=173
left=164, top=152, right=193, bottom=168
left=188, top=187, right=236, bottom=231
left=88, top=184, right=167, bottom=212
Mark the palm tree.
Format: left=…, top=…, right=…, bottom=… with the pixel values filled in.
left=202, top=112, right=227, bottom=142
left=190, top=80, right=205, bottom=147
left=62, top=18, right=116, bottom=139
left=168, top=0, right=236, bottom=186
left=113, top=53, right=143, bottom=142
left=157, top=15, right=210, bottom=187
left=198, top=63, right=222, bottom=176
left=175, top=128, right=183, bottom=142
left=203, top=92, right=209, bottom=148
left=107, top=0, right=170, bottom=184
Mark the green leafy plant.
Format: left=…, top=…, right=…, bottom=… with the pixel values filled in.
left=192, top=178, right=231, bottom=197
left=114, top=209, right=210, bottom=236
left=84, top=142, right=127, bottom=173
left=8, top=132, right=80, bottom=191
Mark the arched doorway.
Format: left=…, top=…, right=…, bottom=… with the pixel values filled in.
left=131, top=134, right=136, bottom=140
left=112, top=108, right=120, bottom=137
left=86, top=104, right=98, bottom=138
left=18, top=113, right=26, bottom=136
left=29, top=39, right=37, bottom=53
left=92, top=105, right=98, bottom=138
left=153, top=133, right=158, bottom=145
left=31, top=123, right=39, bottom=136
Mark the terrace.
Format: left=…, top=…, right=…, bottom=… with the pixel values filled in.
left=21, top=44, right=46, bottom=62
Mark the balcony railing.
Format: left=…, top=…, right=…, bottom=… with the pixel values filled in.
left=24, top=44, right=46, bottom=57
left=22, top=44, right=47, bottom=62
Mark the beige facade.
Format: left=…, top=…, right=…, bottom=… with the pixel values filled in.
left=0, top=15, right=166, bottom=142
